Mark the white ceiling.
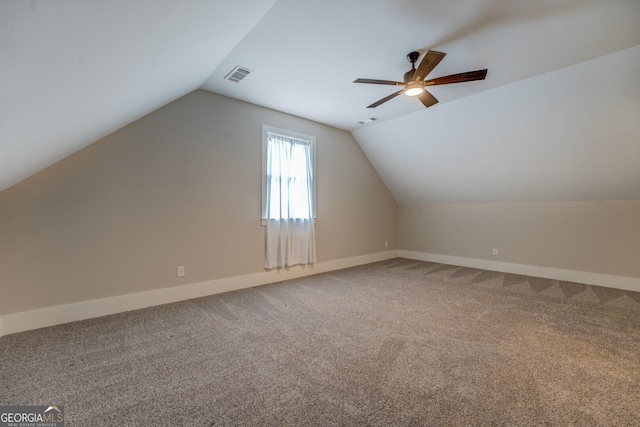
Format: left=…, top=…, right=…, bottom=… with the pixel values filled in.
left=2, top=0, right=639, bottom=203
left=202, top=0, right=640, bottom=131
left=0, top=0, right=277, bottom=191
left=353, top=45, right=640, bottom=204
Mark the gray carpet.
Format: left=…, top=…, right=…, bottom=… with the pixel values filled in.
left=1, top=258, right=639, bottom=426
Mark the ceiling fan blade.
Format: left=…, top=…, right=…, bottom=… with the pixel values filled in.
left=418, top=90, right=438, bottom=108
left=413, top=50, right=446, bottom=82
left=354, top=78, right=404, bottom=86
left=367, top=89, right=404, bottom=108
left=424, top=69, right=488, bottom=86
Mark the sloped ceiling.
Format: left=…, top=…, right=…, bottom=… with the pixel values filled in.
left=1, top=0, right=639, bottom=203
left=203, top=0, right=640, bottom=131
left=0, top=0, right=277, bottom=191
left=353, top=45, right=640, bottom=204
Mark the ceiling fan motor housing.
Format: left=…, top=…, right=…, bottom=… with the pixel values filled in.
left=404, top=51, right=420, bottom=82
left=403, top=69, right=415, bottom=83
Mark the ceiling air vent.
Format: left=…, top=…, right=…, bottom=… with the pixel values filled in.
left=225, top=66, right=252, bottom=83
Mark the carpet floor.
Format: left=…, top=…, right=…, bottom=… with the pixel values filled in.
left=1, top=258, right=639, bottom=426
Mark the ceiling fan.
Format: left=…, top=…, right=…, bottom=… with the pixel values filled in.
left=354, top=50, right=487, bottom=109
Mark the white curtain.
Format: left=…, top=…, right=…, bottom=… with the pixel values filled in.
left=264, top=134, right=316, bottom=269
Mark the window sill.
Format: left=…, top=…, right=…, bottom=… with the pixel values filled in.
left=261, top=218, right=317, bottom=226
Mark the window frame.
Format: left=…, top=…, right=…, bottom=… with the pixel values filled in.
left=261, top=124, right=317, bottom=221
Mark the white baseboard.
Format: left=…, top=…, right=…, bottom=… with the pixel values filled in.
left=0, top=251, right=397, bottom=338
left=398, top=250, right=640, bottom=293
left=4, top=250, right=637, bottom=338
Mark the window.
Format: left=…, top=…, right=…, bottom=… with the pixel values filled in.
left=261, top=125, right=316, bottom=269
left=261, top=125, right=316, bottom=220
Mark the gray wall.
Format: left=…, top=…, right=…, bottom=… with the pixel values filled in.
left=0, top=90, right=398, bottom=314
left=398, top=201, right=640, bottom=278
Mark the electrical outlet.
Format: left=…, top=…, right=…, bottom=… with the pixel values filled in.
left=492, top=248, right=498, bottom=256
left=385, top=240, right=389, bottom=247
left=177, top=266, right=185, bottom=277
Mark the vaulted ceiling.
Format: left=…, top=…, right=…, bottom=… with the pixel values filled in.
left=2, top=0, right=639, bottom=202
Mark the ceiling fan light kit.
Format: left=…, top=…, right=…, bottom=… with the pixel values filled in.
left=404, top=82, right=424, bottom=97
left=354, top=50, right=488, bottom=109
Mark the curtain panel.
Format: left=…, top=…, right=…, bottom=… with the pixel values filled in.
left=264, top=134, right=316, bottom=269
